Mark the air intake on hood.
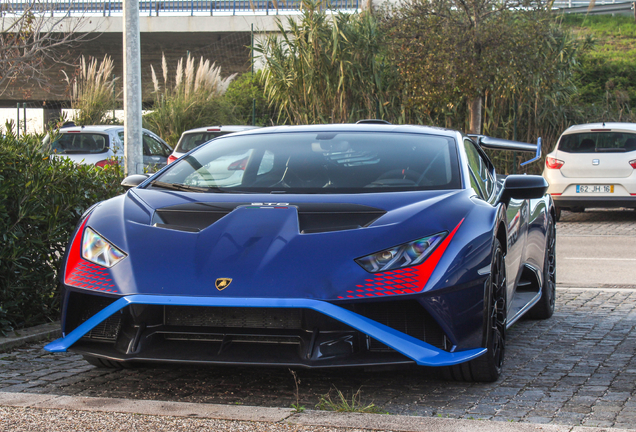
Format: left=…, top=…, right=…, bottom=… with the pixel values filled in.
left=152, top=202, right=386, bottom=233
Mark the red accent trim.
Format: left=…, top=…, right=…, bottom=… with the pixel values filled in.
left=64, top=218, right=89, bottom=285
left=207, top=128, right=221, bottom=131
left=591, top=129, right=611, bottom=132
left=631, top=193, right=636, bottom=196
left=167, top=154, right=178, bottom=164
left=551, top=193, right=562, bottom=196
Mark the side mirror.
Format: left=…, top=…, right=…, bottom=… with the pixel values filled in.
left=500, top=175, right=548, bottom=204
left=121, top=174, right=150, bottom=190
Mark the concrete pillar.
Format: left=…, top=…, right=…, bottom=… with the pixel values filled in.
left=123, top=0, right=144, bottom=175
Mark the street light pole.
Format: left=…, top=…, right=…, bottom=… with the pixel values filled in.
left=123, top=0, right=143, bottom=175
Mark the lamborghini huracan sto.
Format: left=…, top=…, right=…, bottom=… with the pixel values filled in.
left=45, top=123, right=556, bottom=382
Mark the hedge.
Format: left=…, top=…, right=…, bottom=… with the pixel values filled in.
left=0, top=130, right=124, bottom=335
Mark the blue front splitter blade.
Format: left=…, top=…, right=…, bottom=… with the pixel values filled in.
left=44, top=295, right=486, bottom=367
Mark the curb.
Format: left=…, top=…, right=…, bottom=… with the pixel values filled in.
left=1, top=392, right=635, bottom=432
left=0, top=322, right=60, bottom=353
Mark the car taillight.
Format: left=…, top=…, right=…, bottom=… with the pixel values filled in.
left=167, top=154, right=178, bottom=164
left=95, top=159, right=118, bottom=168
left=228, top=156, right=248, bottom=171
left=546, top=157, right=564, bottom=169
left=630, top=160, right=636, bottom=169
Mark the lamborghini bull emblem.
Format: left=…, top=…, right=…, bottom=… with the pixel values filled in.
left=215, top=278, right=232, bottom=291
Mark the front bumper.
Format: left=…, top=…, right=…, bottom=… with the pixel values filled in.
left=45, top=295, right=485, bottom=367
left=552, top=195, right=636, bottom=209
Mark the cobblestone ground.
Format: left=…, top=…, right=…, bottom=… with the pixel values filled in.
left=1, top=289, right=635, bottom=429
left=2, top=209, right=636, bottom=429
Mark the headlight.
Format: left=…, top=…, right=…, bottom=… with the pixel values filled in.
left=82, top=227, right=126, bottom=267
left=355, top=232, right=447, bottom=273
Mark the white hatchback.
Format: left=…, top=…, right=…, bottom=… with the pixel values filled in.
left=543, top=122, right=636, bottom=219
left=167, top=125, right=260, bottom=164
left=45, top=125, right=172, bottom=172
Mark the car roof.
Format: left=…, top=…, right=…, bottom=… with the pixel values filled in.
left=59, top=125, right=123, bottom=133
left=182, top=125, right=261, bottom=134
left=214, top=123, right=460, bottom=139
left=562, top=122, right=636, bottom=135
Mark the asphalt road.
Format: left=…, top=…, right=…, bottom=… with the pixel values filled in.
left=557, top=209, right=636, bottom=287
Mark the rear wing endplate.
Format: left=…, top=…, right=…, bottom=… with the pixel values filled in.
left=468, top=135, right=542, bottom=166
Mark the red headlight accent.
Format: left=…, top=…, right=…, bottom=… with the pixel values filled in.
left=338, top=219, right=465, bottom=299
left=546, top=157, right=564, bottom=169
left=95, top=159, right=118, bottom=168
left=629, top=159, right=636, bottom=169
left=167, top=154, right=178, bottom=164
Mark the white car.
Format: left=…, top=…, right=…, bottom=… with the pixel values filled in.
left=45, top=125, right=172, bottom=171
left=167, top=125, right=260, bottom=164
left=543, top=122, right=636, bottom=220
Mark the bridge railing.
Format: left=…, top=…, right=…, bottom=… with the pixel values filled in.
left=0, top=0, right=359, bottom=16
left=551, top=0, right=632, bottom=8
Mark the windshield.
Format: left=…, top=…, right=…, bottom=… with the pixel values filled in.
left=175, top=131, right=230, bottom=153
left=153, top=131, right=461, bottom=193
left=558, top=131, right=636, bottom=153
left=50, top=133, right=109, bottom=154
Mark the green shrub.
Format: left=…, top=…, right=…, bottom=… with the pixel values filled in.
left=0, top=128, right=124, bottom=333
left=224, top=71, right=277, bottom=126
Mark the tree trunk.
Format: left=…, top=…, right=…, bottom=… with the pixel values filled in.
left=468, top=96, right=482, bottom=134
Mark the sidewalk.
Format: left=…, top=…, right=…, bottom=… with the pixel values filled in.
left=1, top=391, right=634, bottom=432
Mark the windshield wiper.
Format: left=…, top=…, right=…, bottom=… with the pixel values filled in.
left=150, top=181, right=212, bottom=193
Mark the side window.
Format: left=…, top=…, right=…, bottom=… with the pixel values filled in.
left=143, top=134, right=170, bottom=157
left=464, top=139, right=495, bottom=199
left=257, top=151, right=275, bottom=176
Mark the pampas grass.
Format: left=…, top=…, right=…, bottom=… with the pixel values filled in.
left=143, top=53, right=237, bottom=146
left=63, top=55, right=119, bottom=125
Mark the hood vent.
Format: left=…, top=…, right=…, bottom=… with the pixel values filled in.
left=152, top=202, right=385, bottom=234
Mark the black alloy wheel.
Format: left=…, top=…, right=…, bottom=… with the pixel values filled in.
left=528, top=213, right=556, bottom=319
left=442, top=238, right=506, bottom=382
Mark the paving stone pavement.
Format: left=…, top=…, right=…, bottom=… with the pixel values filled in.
left=2, top=289, right=636, bottom=429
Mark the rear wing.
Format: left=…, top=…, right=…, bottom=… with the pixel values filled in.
left=468, top=135, right=542, bottom=167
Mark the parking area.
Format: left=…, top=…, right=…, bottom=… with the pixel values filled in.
left=1, top=208, right=636, bottom=429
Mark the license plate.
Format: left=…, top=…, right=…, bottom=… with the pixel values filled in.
left=576, top=185, right=614, bottom=193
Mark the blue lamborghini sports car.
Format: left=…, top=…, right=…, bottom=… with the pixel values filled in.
left=45, top=123, right=555, bottom=382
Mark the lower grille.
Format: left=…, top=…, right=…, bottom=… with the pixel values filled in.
left=343, top=300, right=448, bottom=352
left=67, top=291, right=122, bottom=342
left=86, top=314, right=122, bottom=341
left=164, top=306, right=302, bottom=329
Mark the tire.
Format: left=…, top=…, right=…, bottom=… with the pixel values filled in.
left=442, top=238, right=506, bottom=382
left=555, top=207, right=561, bottom=222
left=83, top=355, right=127, bottom=369
left=570, top=206, right=585, bottom=213
left=527, top=213, right=556, bottom=319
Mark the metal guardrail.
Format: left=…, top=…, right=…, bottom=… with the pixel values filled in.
left=551, top=0, right=632, bottom=8
left=0, top=0, right=359, bottom=16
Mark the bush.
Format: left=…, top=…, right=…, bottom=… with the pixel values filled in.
left=224, top=71, right=277, bottom=126
left=0, top=128, right=124, bottom=334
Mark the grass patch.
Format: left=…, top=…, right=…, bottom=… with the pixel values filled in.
left=316, top=387, right=387, bottom=414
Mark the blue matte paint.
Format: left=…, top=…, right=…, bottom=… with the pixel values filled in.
left=44, top=295, right=486, bottom=367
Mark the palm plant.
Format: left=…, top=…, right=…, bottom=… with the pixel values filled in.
left=255, top=1, right=401, bottom=125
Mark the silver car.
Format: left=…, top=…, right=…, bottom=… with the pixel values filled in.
left=45, top=125, right=172, bottom=171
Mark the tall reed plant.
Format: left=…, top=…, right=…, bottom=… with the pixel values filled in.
left=143, top=54, right=237, bottom=146
left=63, top=55, right=119, bottom=125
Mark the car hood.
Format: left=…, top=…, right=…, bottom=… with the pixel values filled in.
left=79, top=189, right=475, bottom=300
